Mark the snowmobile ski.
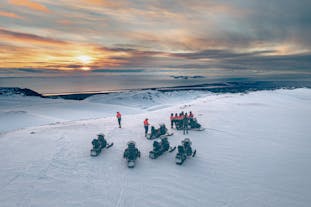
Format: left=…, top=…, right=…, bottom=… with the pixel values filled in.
left=169, top=146, right=176, bottom=152
left=158, top=134, right=168, bottom=139
left=191, top=127, right=205, bottom=131
left=106, top=142, right=114, bottom=148
left=147, top=134, right=168, bottom=140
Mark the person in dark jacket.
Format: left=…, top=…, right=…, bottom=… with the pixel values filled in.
left=170, top=113, right=174, bottom=129
left=183, top=113, right=189, bottom=135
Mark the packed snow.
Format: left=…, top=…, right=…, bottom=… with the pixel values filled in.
left=0, top=88, right=311, bottom=207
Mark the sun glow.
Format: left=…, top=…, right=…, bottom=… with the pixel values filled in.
left=76, top=55, right=92, bottom=64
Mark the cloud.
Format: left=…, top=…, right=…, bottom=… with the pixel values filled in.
left=9, top=0, right=50, bottom=13
left=168, top=50, right=311, bottom=71
left=0, top=28, right=66, bottom=46
left=0, top=0, right=310, bottom=75
left=0, top=11, right=23, bottom=19
left=171, top=49, right=275, bottom=60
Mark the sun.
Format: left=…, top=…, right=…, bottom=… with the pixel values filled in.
left=81, top=66, right=90, bottom=71
left=76, top=55, right=92, bottom=64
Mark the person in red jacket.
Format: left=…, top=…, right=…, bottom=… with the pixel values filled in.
left=188, top=111, right=194, bottom=119
left=116, top=112, right=122, bottom=128
left=144, top=118, right=150, bottom=137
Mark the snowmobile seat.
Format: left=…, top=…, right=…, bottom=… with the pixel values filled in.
left=127, top=148, right=139, bottom=160
left=161, top=138, right=170, bottom=151
left=98, top=138, right=107, bottom=148
left=177, top=145, right=185, bottom=154
left=92, top=139, right=100, bottom=149
left=153, top=141, right=161, bottom=151
left=159, top=124, right=167, bottom=135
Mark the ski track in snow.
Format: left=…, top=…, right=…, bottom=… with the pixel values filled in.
left=0, top=88, right=311, bottom=207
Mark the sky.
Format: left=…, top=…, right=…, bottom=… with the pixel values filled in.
left=0, top=0, right=311, bottom=75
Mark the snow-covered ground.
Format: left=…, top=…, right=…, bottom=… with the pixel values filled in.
left=0, top=89, right=310, bottom=207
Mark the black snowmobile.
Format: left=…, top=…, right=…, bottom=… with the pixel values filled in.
left=149, top=137, right=176, bottom=159
left=90, top=134, right=113, bottom=157
left=175, top=138, right=196, bottom=165
left=189, top=118, right=205, bottom=131
left=146, top=124, right=173, bottom=140
left=174, top=119, right=183, bottom=130
left=176, top=118, right=204, bottom=131
left=123, top=141, right=141, bottom=168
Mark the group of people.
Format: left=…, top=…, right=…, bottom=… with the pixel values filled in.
left=115, top=111, right=197, bottom=137
left=170, top=111, right=195, bottom=134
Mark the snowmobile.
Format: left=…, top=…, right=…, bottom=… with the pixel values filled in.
left=174, top=119, right=183, bottom=130
left=146, top=124, right=173, bottom=140
left=175, top=138, right=196, bottom=165
left=123, top=141, right=141, bottom=168
left=149, top=137, right=176, bottom=159
left=90, top=134, right=113, bottom=157
left=175, top=118, right=205, bottom=131
left=189, top=118, right=205, bottom=131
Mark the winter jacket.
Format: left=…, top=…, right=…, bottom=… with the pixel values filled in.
left=144, top=119, right=149, bottom=126
left=116, top=112, right=121, bottom=119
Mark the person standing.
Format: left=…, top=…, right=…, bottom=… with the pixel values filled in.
left=116, top=112, right=122, bottom=128
left=183, top=113, right=189, bottom=135
left=188, top=111, right=194, bottom=128
left=144, top=118, right=150, bottom=137
left=170, top=113, right=174, bottom=129
left=174, top=113, right=179, bottom=129
left=189, top=111, right=194, bottom=119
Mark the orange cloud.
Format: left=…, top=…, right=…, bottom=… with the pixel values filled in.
left=9, top=0, right=50, bottom=13
left=0, top=11, right=23, bottom=19
left=0, top=28, right=66, bottom=46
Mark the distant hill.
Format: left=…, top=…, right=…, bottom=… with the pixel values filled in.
left=0, top=87, right=43, bottom=97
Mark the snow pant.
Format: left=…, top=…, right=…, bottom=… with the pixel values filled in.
left=144, top=126, right=149, bottom=136
left=183, top=124, right=188, bottom=135
left=118, top=118, right=121, bottom=128
left=171, top=120, right=174, bottom=128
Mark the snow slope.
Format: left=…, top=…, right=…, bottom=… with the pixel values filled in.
left=0, top=90, right=207, bottom=132
left=0, top=89, right=311, bottom=207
